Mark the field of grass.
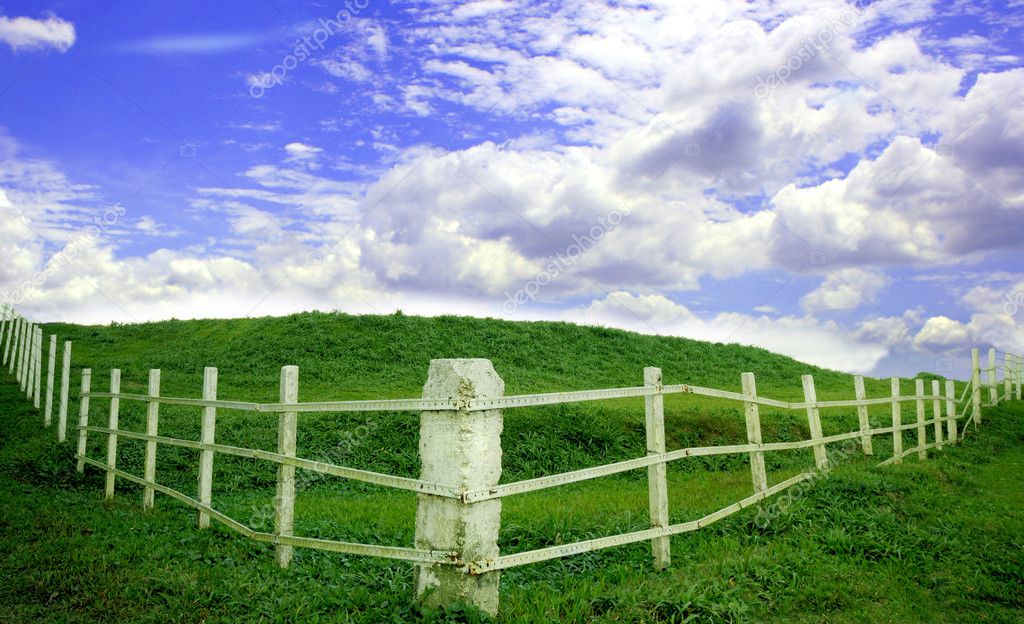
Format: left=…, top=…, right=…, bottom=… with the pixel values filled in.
left=1, top=312, right=1021, bottom=622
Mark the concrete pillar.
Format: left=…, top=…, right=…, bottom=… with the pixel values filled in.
left=414, top=359, right=503, bottom=616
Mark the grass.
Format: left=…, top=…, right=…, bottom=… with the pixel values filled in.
left=1, top=311, right=1022, bottom=622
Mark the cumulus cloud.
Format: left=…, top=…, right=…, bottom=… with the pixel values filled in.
left=801, top=268, right=891, bottom=312
left=0, top=14, right=75, bottom=52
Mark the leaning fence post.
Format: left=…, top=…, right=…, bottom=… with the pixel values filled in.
left=988, top=348, right=998, bottom=406
left=944, top=380, right=956, bottom=445
left=931, top=380, right=943, bottom=451
left=801, top=375, right=827, bottom=470
left=76, top=369, right=92, bottom=473
left=890, top=377, right=903, bottom=464
left=105, top=369, right=121, bottom=499
left=57, top=341, right=72, bottom=442
left=644, top=367, right=671, bottom=569
left=741, top=372, right=768, bottom=494
left=972, top=348, right=982, bottom=425
left=414, top=359, right=503, bottom=616
left=914, top=380, right=926, bottom=460
left=197, top=367, right=218, bottom=529
left=142, top=369, right=161, bottom=510
left=44, top=335, right=57, bottom=426
left=275, top=365, right=299, bottom=569
left=854, top=375, right=872, bottom=455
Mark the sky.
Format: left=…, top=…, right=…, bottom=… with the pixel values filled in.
left=0, top=0, right=1022, bottom=379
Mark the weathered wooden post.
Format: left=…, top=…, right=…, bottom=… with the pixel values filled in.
left=890, top=378, right=903, bottom=464
left=142, top=369, right=161, bottom=510
left=57, top=341, right=72, bottom=442
left=645, top=367, right=671, bottom=569
left=931, top=380, right=942, bottom=451
left=76, top=369, right=92, bottom=473
left=741, top=372, right=768, bottom=493
left=988, top=348, right=998, bottom=406
left=44, top=335, right=57, bottom=426
left=801, top=375, right=827, bottom=470
left=944, top=381, right=957, bottom=444
left=7, top=316, right=20, bottom=374
left=914, top=380, right=926, bottom=460
left=414, top=359, right=503, bottom=616
left=32, top=326, right=42, bottom=408
left=1005, top=352, right=1013, bottom=402
left=19, top=321, right=29, bottom=391
left=105, top=369, right=121, bottom=499
left=198, top=367, right=218, bottom=529
left=1017, top=353, right=1022, bottom=401
left=854, top=375, right=872, bottom=455
left=275, top=365, right=299, bottom=568
left=971, top=349, right=982, bottom=425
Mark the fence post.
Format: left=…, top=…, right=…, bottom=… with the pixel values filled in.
left=741, top=372, right=768, bottom=494
left=1005, top=352, right=1012, bottom=401
left=931, top=380, right=942, bottom=451
left=801, top=375, right=827, bottom=470
left=76, top=369, right=92, bottom=473
left=0, top=307, right=9, bottom=367
left=142, top=369, right=161, bottom=510
left=7, top=316, right=19, bottom=374
left=972, top=348, right=982, bottom=425
left=25, top=324, right=34, bottom=399
left=33, top=326, right=42, bottom=408
left=988, top=348, right=997, bottom=406
left=414, top=359, right=503, bottom=616
left=890, top=377, right=903, bottom=464
left=1017, top=353, right=1022, bottom=401
left=197, top=367, right=218, bottom=529
left=275, top=365, right=299, bottom=569
left=44, top=335, right=57, bottom=426
left=57, top=341, right=72, bottom=442
left=1, top=314, right=12, bottom=368
left=854, top=375, right=872, bottom=455
left=914, top=380, right=926, bottom=460
left=19, top=321, right=29, bottom=392
left=644, top=367, right=671, bottom=569
left=944, top=381, right=956, bottom=445
left=105, top=369, right=121, bottom=499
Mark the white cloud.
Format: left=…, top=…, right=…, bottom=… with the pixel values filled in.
left=0, top=14, right=75, bottom=53
left=801, top=268, right=891, bottom=312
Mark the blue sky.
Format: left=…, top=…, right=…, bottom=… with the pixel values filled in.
left=1, top=0, right=1023, bottom=378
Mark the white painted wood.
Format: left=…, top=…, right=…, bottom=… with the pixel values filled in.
left=971, top=348, right=982, bottom=425
left=644, top=367, right=671, bottom=570
left=890, top=377, right=903, bottom=463
left=414, top=359, right=503, bottom=616
left=76, top=369, right=92, bottom=473
left=275, top=365, right=299, bottom=568
left=5, top=316, right=18, bottom=373
left=988, top=348, right=998, bottom=406
left=802, top=375, right=827, bottom=470
left=18, top=321, right=28, bottom=391
left=1, top=314, right=13, bottom=368
left=1005, top=352, right=1013, bottom=401
left=0, top=307, right=9, bottom=367
left=741, top=372, right=768, bottom=494
left=1017, top=353, right=1022, bottom=401
left=945, top=380, right=957, bottom=445
left=32, top=327, right=42, bottom=408
left=854, top=376, right=872, bottom=455
left=23, top=323, right=33, bottom=397
left=198, top=367, right=218, bottom=529
left=143, top=369, right=161, bottom=510
left=105, top=369, right=121, bottom=499
left=57, top=341, right=72, bottom=442
left=44, top=335, right=57, bottom=426
left=914, top=379, right=927, bottom=460
left=931, top=380, right=942, bottom=450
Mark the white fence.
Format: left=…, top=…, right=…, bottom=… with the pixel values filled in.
left=0, top=303, right=1022, bottom=615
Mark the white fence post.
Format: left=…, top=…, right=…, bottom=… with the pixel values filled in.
left=1017, top=353, right=1022, bottom=401
left=1005, top=352, right=1012, bottom=401
left=414, top=359, right=503, bottom=616
left=801, top=375, right=827, bottom=470
left=143, top=369, right=161, bottom=510
left=198, top=367, right=218, bottom=529
left=914, top=379, right=926, bottom=460
left=0, top=307, right=9, bottom=367
left=44, top=335, right=57, bottom=426
left=988, top=348, right=998, bottom=406
left=644, top=366, right=671, bottom=570
left=741, top=372, right=768, bottom=494
left=24, top=323, right=34, bottom=399
left=890, top=377, right=903, bottom=464
left=275, top=365, right=299, bottom=569
left=931, top=380, right=942, bottom=451
left=944, top=381, right=956, bottom=445
left=57, top=341, right=72, bottom=442
left=1, top=314, right=12, bottom=368
left=105, top=369, right=121, bottom=499
left=76, top=369, right=92, bottom=473
left=971, top=349, right=982, bottom=425
left=33, top=326, right=42, bottom=408
left=854, top=375, right=872, bottom=455
left=6, top=316, right=19, bottom=374
left=19, top=321, right=29, bottom=392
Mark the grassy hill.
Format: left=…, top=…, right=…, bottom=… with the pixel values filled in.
left=2, top=311, right=1019, bottom=622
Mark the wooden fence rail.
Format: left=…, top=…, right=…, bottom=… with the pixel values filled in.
left=0, top=303, right=1022, bottom=615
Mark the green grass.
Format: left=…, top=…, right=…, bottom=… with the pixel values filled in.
left=1, top=311, right=1021, bottom=622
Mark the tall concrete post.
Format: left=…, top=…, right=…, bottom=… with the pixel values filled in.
left=414, top=359, right=504, bottom=615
